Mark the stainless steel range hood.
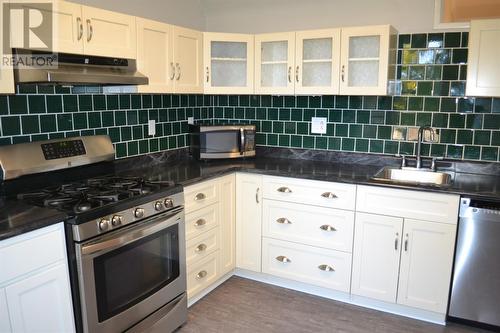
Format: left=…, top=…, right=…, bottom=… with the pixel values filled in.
left=13, top=49, right=149, bottom=86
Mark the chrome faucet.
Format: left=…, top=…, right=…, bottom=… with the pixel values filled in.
left=416, top=126, right=435, bottom=169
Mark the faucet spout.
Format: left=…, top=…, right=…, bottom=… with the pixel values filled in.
left=416, top=126, right=434, bottom=169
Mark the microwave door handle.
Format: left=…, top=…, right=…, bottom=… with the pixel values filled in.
left=240, top=128, right=245, bottom=155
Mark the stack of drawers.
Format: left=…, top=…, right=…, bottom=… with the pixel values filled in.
left=261, top=176, right=356, bottom=292
left=184, top=179, right=221, bottom=298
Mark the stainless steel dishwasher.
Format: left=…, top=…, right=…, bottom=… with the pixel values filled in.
left=448, top=197, right=500, bottom=329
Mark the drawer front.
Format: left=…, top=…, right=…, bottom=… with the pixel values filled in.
left=263, top=176, right=356, bottom=210
left=186, top=228, right=219, bottom=266
left=262, top=237, right=352, bottom=293
left=187, top=251, right=219, bottom=298
left=0, top=224, right=65, bottom=285
left=184, top=179, right=219, bottom=213
left=185, top=203, right=219, bottom=240
left=263, top=200, right=354, bottom=252
left=356, top=185, right=460, bottom=224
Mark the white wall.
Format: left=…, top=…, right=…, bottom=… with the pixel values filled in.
left=68, top=0, right=206, bottom=30
left=202, top=0, right=445, bottom=34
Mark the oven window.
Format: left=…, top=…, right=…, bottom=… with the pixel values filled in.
left=93, top=224, right=180, bottom=322
left=201, top=130, right=240, bottom=153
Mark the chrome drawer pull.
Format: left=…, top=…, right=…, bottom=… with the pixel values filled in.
left=196, top=270, right=208, bottom=279
left=275, top=255, right=291, bottom=264
left=194, top=218, right=207, bottom=227
left=321, top=192, right=338, bottom=199
left=195, top=243, right=207, bottom=252
left=277, top=187, right=292, bottom=193
left=320, top=224, right=336, bottom=232
left=276, top=217, right=292, bottom=224
left=318, top=264, right=335, bottom=272
left=194, top=193, right=206, bottom=201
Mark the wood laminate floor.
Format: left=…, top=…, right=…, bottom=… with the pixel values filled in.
left=179, top=277, right=487, bottom=333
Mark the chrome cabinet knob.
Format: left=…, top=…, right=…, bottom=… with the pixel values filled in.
left=154, top=201, right=164, bottom=211
left=98, top=218, right=110, bottom=231
left=275, top=255, right=291, bottom=263
left=195, top=243, right=207, bottom=253
left=196, top=270, right=208, bottom=279
left=320, top=224, right=336, bottom=232
left=321, top=192, right=338, bottom=199
left=318, top=264, right=335, bottom=272
left=194, top=193, right=206, bottom=201
left=164, top=198, right=174, bottom=208
left=277, top=187, right=292, bottom=193
left=195, top=218, right=207, bottom=227
left=134, top=208, right=145, bottom=218
left=276, top=217, right=292, bottom=224
left=111, top=215, right=122, bottom=226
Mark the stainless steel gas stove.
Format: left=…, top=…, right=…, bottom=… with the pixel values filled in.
left=0, top=136, right=187, bottom=333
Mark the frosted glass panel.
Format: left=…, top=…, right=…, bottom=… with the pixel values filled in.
left=348, top=60, right=379, bottom=87
left=262, top=41, right=288, bottom=62
left=303, top=38, right=332, bottom=60
left=211, top=60, right=247, bottom=87
left=211, top=41, right=247, bottom=59
left=302, top=62, right=332, bottom=87
left=261, top=63, right=287, bottom=87
left=349, top=36, right=380, bottom=58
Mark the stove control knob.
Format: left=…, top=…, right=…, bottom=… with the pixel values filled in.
left=164, top=198, right=174, bottom=208
left=154, top=201, right=164, bottom=211
left=98, top=218, right=110, bottom=231
left=134, top=208, right=145, bottom=219
left=111, top=215, right=123, bottom=226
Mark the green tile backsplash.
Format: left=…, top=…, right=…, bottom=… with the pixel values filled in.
left=0, top=32, right=499, bottom=162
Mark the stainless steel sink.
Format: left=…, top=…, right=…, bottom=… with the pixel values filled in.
left=371, top=167, right=453, bottom=186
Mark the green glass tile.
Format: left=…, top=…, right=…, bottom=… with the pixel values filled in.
left=127, top=141, right=139, bottom=155
left=326, top=124, right=335, bottom=136
left=149, top=138, right=159, bottom=152
left=444, top=32, right=461, bottom=47
left=328, top=109, right=342, bottom=122
left=55, top=85, right=71, bottom=94
left=214, top=107, right=223, bottom=118
left=341, top=138, right=354, bottom=151
left=127, top=110, right=138, bottom=125
left=279, top=109, right=291, bottom=121
left=93, top=95, right=106, bottom=110
left=115, top=143, right=127, bottom=158
left=120, top=127, right=132, bottom=141
left=0, top=96, right=7, bottom=115
left=290, top=135, right=302, bottom=148
left=370, top=140, right=384, bottom=153
left=343, top=110, right=356, bottom=123
left=73, top=113, right=88, bottom=130
left=493, top=99, right=500, bottom=113
left=432, top=113, right=449, bottom=127
left=138, top=110, right=148, bottom=124
left=393, top=97, right=408, bottom=110
left=434, top=49, right=451, bottom=64
left=267, top=108, right=278, bottom=120
left=131, top=95, right=142, bottom=109
left=441, top=98, right=457, bottom=112
left=474, top=131, right=491, bottom=145
left=402, top=81, right=417, bottom=95
left=26, top=95, right=45, bottom=114
left=261, top=121, right=272, bottom=132
left=163, top=123, right=172, bottom=136
left=456, top=130, right=473, bottom=144
left=400, top=142, right=415, bottom=155
left=386, top=111, right=400, bottom=125
left=398, top=34, right=411, bottom=48
left=401, top=112, right=416, bottom=126
left=333, top=96, right=347, bottom=109
left=12, top=136, right=31, bottom=144
left=119, top=95, right=131, bottom=109
left=356, top=110, right=370, bottom=124
left=62, top=95, right=77, bottom=113
left=349, top=124, right=362, bottom=138
left=303, top=109, right=315, bottom=122
left=256, top=108, right=266, bottom=120
left=370, top=111, right=385, bottom=124
left=272, top=96, right=284, bottom=108
left=272, top=121, right=284, bottom=133
left=105, top=95, right=118, bottom=110
left=417, top=82, right=433, bottom=96
left=223, top=107, right=234, bottom=119
left=234, top=107, right=245, bottom=119
left=425, top=65, right=442, bottom=80
left=335, top=124, right=348, bottom=137
left=108, top=128, right=120, bottom=143
left=398, top=66, right=408, bottom=80
left=78, top=95, right=92, bottom=111
left=328, top=137, right=341, bottom=150
left=355, top=139, right=369, bottom=152
left=363, top=96, right=377, bottom=109
left=481, top=147, right=498, bottom=161
left=309, top=96, right=321, bottom=108
left=460, top=65, right=467, bottom=80
left=449, top=113, right=465, bottom=128
left=384, top=141, right=399, bottom=154
left=418, top=50, right=435, bottom=65
left=31, top=134, right=49, bottom=142
left=257, top=96, right=268, bottom=107
left=452, top=49, right=468, bottom=64
left=433, top=81, right=450, bottom=96
left=141, top=95, right=152, bottom=109
left=440, top=129, right=456, bottom=143
left=402, top=50, right=418, bottom=64
left=49, top=133, right=64, bottom=139
left=316, top=136, right=327, bottom=149
left=378, top=96, right=392, bottom=110
left=139, top=139, right=149, bottom=153
left=131, top=125, right=142, bottom=140
left=442, top=65, right=459, bottom=80
left=217, top=95, right=228, bottom=106
left=416, top=112, right=432, bottom=126
left=466, top=114, right=483, bottom=129
left=297, top=96, right=308, bottom=108
left=256, top=133, right=266, bottom=145
left=40, top=115, right=56, bottom=133
left=20, top=115, right=39, bottom=134
left=458, top=98, right=474, bottom=113
left=322, top=96, right=334, bottom=108
left=428, top=33, right=444, bottom=48
left=363, top=125, right=377, bottom=138
left=279, top=134, right=290, bottom=146
left=419, top=143, right=431, bottom=156
left=284, top=122, right=295, bottom=134
left=378, top=126, right=392, bottom=139
left=408, top=97, right=423, bottom=111
left=348, top=96, right=362, bottom=109
left=297, top=122, right=309, bottom=135
left=492, top=131, right=500, bottom=146
left=46, top=95, right=63, bottom=113
left=172, top=122, right=181, bottom=135
left=409, top=66, right=425, bottom=80
left=167, top=137, right=176, bottom=149
left=239, top=95, right=249, bottom=106
left=411, top=33, right=427, bottom=48
left=484, top=114, right=500, bottom=130
left=475, top=98, right=492, bottom=113
left=316, top=109, right=328, bottom=118
left=101, top=111, right=114, bottom=127
left=115, top=111, right=126, bottom=126
left=153, top=95, right=162, bottom=108
left=57, top=114, right=73, bottom=131
left=461, top=32, right=469, bottom=47
left=450, top=82, right=465, bottom=97
left=446, top=145, right=463, bottom=159
left=464, top=146, right=480, bottom=160
left=303, top=136, right=314, bottom=148
left=18, top=84, right=37, bottom=94
left=245, top=107, right=256, bottom=119
left=37, top=85, right=54, bottom=94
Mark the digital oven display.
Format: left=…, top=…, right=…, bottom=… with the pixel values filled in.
left=41, top=140, right=86, bottom=160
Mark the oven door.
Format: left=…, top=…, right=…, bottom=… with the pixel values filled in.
left=75, top=207, right=186, bottom=333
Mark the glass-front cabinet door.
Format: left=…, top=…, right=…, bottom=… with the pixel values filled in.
left=204, top=33, right=254, bottom=94
left=295, top=29, right=341, bottom=95
left=255, top=32, right=295, bottom=95
left=340, top=25, right=396, bottom=95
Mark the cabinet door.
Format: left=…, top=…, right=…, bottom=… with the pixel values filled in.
left=6, top=263, right=75, bottom=333
left=466, top=19, right=500, bottom=96
left=204, top=33, right=254, bottom=94
left=0, top=1, right=14, bottom=94
left=52, top=1, right=84, bottom=54
left=295, top=29, right=341, bottom=95
left=0, top=288, right=11, bottom=333
left=136, top=18, right=174, bottom=93
left=352, top=212, right=403, bottom=302
left=173, top=26, right=203, bottom=93
left=255, top=32, right=295, bottom=95
left=81, top=5, right=137, bottom=59
left=397, top=219, right=456, bottom=313
left=235, top=173, right=262, bottom=272
left=219, top=174, right=236, bottom=275
left=340, top=25, right=395, bottom=95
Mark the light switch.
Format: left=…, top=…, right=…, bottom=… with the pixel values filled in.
left=148, top=120, right=156, bottom=136
left=311, top=117, right=327, bottom=134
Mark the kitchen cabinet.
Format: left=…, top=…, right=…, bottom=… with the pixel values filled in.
left=173, top=26, right=204, bottom=93
left=235, top=173, right=262, bottom=272
left=466, top=19, right=500, bottom=96
left=49, top=1, right=83, bottom=54
left=218, top=174, right=236, bottom=276
left=203, top=33, right=254, bottom=94
left=136, top=18, right=174, bottom=93
left=0, top=1, right=14, bottom=94
left=339, top=25, right=397, bottom=95
left=0, top=289, right=11, bottom=333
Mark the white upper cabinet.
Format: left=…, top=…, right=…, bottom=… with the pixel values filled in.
left=466, top=19, right=500, bottom=96
left=173, top=26, right=204, bottom=93
left=255, top=32, right=295, bottom=95
left=136, top=18, right=174, bottom=93
left=340, top=25, right=397, bottom=95
left=0, top=1, right=14, bottom=94
left=295, top=29, right=341, bottom=95
left=204, top=33, right=254, bottom=94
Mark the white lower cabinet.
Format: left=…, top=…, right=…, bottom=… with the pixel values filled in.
left=262, top=238, right=352, bottom=292
left=0, top=288, right=11, bottom=333
left=186, top=251, right=219, bottom=298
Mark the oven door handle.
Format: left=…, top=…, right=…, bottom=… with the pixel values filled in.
left=81, top=207, right=183, bottom=256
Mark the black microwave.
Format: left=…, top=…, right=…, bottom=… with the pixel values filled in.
left=189, top=124, right=256, bottom=160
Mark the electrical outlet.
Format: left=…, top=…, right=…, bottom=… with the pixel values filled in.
left=148, top=120, right=156, bottom=136
left=188, top=117, right=194, bottom=125
left=311, top=117, right=327, bottom=134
